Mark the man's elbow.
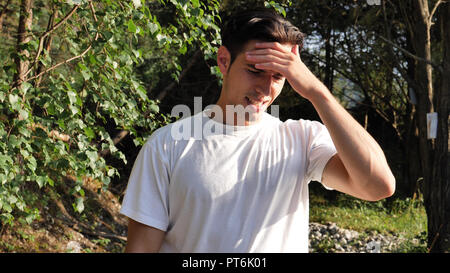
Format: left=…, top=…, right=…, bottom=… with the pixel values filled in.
left=368, top=174, right=396, bottom=201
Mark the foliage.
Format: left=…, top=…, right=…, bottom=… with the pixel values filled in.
left=0, top=0, right=221, bottom=226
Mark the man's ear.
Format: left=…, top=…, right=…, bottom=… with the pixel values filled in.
left=217, top=45, right=231, bottom=76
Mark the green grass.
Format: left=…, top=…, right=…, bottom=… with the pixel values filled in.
left=309, top=185, right=428, bottom=252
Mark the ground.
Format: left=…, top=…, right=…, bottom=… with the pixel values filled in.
left=0, top=177, right=128, bottom=253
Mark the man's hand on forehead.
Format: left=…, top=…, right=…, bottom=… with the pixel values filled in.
left=244, top=41, right=299, bottom=76
left=245, top=41, right=323, bottom=100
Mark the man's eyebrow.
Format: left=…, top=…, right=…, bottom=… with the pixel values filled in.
left=246, top=64, right=284, bottom=78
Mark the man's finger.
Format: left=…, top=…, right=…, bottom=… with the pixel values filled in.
left=254, top=42, right=289, bottom=53
left=255, top=61, right=285, bottom=73
left=246, top=48, right=287, bottom=59
left=245, top=52, right=288, bottom=64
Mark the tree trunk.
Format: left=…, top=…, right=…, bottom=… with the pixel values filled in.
left=0, top=0, right=12, bottom=32
left=13, top=0, right=33, bottom=88
left=428, top=2, right=450, bottom=253
left=408, top=0, right=450, bottom=252
left=403, top=128, right=422, bottom=197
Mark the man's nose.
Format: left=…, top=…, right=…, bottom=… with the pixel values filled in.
left=255, top=75, right=274, bottom=96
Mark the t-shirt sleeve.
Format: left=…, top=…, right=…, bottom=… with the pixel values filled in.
left=304, top=120, right=337, bottom=187
left=120, top=138, right=170, bottom=231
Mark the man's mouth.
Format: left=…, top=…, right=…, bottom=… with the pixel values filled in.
left=245, top=96, right=269, bottom=106
left=245, top=96, right=270, bottom=113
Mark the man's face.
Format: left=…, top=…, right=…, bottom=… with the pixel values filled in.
left=216, top=40, right=290, bottom=125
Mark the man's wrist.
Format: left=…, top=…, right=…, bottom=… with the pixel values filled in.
left=301, top=83, right=333, bottom=105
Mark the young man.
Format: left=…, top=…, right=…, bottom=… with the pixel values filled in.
left=120, top=9, right=395, bottom=253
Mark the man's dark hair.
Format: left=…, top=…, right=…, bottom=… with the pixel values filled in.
left=221, top=8, right=305, bottom=65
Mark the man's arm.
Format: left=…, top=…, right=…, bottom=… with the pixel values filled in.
left=125, top=218, right=165, bottom=252
left=246, top=42, right=395, bottom=201
left=308, top=87, right=395, bottom=201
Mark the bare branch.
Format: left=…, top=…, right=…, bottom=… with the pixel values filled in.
left=26, top=43, right=93, bottom=82
left=376, top=33, right=442, bottom=72
left=23, top=4, right=80, bottom=80
left=42, top=4, right=80, bottom=39
left=34, top=5, right=58, bottom=87
left=89, top=0, right=98, bottom=22
left=429, top=0, right=444, bottom=26
left=16, top=1, right=101, bottom=87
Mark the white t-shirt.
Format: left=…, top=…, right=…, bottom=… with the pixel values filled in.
left=120, top=110, right=337, bottom=252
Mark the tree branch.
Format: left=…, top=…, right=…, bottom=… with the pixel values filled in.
left=428, top=0, right=444, bottom=26
left=23, top=4, right=80, bottom=80
left=376, top=33, right=442, bottom=72
left=25, top=43, right=93, bottom=83
left=18, top=1, right=100, bottom=86
left=34, top=5, right=58, bottom=87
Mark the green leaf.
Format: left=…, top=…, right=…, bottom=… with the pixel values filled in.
left=9, top=94, right=20, bottom=111
left=20, top=82, right=32, bottom=94
left=136, top=86, right=148, bottom=100
left=67, top=91, right=77, bottom=105
left=18, top=126, right=31, bottom=138
left=132, top=0, right=142, bottom=8
left=86, top=150, right=98, bottom=163
left=191, top=0, right=200, bottom=8
left=7, top=195, right=17, bottom=204
left=148, top=22, right=159, bottom=34
left=128, top=19, right=137, bottom=33
left=3, top=203, right=12, bottom=213
left=27, top=156, right=37, bottom=173
left=0, top=154, right=13, bottom=166
left=19, top=109, right=29, bottom=120
left=149, top=103, right=159, bottom=113
left=84, top=127, right=95, bottom=140
left=0, top=174, right=7, bottom=185
left=102, top=31, right=113, bottom=41
left=78, top=63, right=88, bottom=71
left=74, top=197, right=85, bottom=213
left=36, top=176, right=46, bottom=188
left=178, top=43, right=187, bottom=54
left=47, top=177, right=55, bottom=187
left=89, top=54, right=97, bottom=64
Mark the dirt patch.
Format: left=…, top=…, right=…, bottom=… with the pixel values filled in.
left=0, top=177, right=128, bottom=253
